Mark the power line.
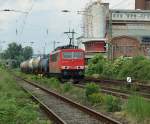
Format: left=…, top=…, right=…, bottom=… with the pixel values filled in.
left=19, top=0, right=36, bottom=41
left=111, top=0, right=127, bottom=9
left=64, top=29, right=76, bottom=46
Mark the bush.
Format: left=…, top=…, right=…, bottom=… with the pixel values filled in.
left=48, top=77, right=61, bottom=90
left=111, top=57, right=129, bottom=78
left=86, top=54, right=107, bottom=75
left=118, top=56, right=150, bottom=80
left=104, top=95, right=121, bottom=112
left=85, top=83, right=99, bottom=98
left=88, top=93, right=104, bottom=105
left=63, top=83, right=72, bottom=93
left=102, top=61, right=113, bottom=78
left=0, top=69, right=43, bottom=124
left=31, top=75, right=41, bottom=80
left=86, top=54, right=150, bottom=81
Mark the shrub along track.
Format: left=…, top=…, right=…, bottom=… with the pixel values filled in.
left=14, top=75, right=122, bottom=124
left=81, top=77, right=150, bottom=100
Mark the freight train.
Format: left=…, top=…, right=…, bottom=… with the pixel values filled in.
left=20, top=45, right=85, bottom=80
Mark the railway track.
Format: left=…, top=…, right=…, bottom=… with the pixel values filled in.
left=15, top=76, right=122, bottom=124
left=74, top=84, right=150, bottom=101
left=84, top=77, right=150, bottom=97
left=15, top=77, right=66, bottom=124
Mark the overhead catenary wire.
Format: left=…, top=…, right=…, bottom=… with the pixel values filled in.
left=109, top=0, right=125, bottom=9
left=102, top=0, right=131, bottom=9
left=18, top=0, right=36, bottom=42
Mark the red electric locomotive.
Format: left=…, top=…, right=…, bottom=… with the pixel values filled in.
left=49, top=45, right=85, bottom=79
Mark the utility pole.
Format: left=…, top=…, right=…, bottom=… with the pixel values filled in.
left=108, top=10, right=113, bottom=60
left=64, top=29, right=76, bottom=46
left=53, top=41, right=56, bottom=50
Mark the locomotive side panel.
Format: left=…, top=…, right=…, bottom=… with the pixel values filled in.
left=49, top=52, right=61, bottom=74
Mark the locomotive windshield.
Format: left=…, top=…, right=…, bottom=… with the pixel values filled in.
left=63, top=52, right=83, bottom=59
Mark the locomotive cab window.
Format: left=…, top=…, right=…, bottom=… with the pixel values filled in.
left=63, top=52, right=83, bottom=59
left=73, top=52, right=83, bottom=58
left=63, top=52, right=72, bottom=59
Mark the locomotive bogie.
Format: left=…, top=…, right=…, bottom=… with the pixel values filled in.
left=61, top=69, right=84, bottom=79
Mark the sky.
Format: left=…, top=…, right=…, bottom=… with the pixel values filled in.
left=0, top=0, right=134, bottom=54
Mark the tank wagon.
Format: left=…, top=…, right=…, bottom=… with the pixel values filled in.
left=32, top=57, right=41, bottom=74
left=28, top=58, right=34, bottom=73
left=39, top=58, right=49, bottom=75
left=20, top=45, right=85, bottom=80
left=20, top=60, right=30, bottom=73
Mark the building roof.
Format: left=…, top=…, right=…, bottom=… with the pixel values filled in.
left=82, top=38, right=106, bottom=43
left=111, top=9, right=150, bottom=22
left=111, top=35, right=139, bottom=41
left=110, top=9, right=150, bottom=13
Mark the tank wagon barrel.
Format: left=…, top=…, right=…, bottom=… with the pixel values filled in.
left=32, top=57, right=41, bottom=74
left=28, top=58, right=34, bottom=73
left=39, top=59, right=49, bottom=75
left=20, top=60, right=30, bottom=73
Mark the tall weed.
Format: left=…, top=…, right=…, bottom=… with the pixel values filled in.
left=125, top=95, right=150, bottom=121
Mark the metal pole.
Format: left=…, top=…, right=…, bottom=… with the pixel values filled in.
left=53, top=41, right=56, bottom=50
left=64, top=29, right=76, bottom=46
left=108, top=10, right=112, bottom=60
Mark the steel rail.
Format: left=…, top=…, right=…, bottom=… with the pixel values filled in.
left=74, top=84, right=129, bottom=99
left=84, top=77, right=150, bottom=95
left=74, top=84, right=150, bottom=101
left=16, top=79, right=66, bottom=124
left=100, top=86, right=150, bottom=99
left=17, top=76, right=122, bottom=124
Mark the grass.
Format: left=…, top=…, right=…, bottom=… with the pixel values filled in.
left=14, top=70, right=150, bottom=124
left=85, top=83, right=99, bottom=98
left=104, top=95, right=122, bottom=112
left=88, top=93, right=104, bottom=105
left=125, top=94, right=150, bottom=123
left=63, top=83, right=73, bottom=93
left=0, top=68, right=51, bottom=124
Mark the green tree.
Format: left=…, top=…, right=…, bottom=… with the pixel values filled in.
left=3, top=42, right=23, bottom=60
left=1, top=42, right=33, bottom=68
left=86, top=54, right=108, bottom=76
left=23, top=46, right=33, bottom=60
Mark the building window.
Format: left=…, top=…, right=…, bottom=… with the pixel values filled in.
left=117, top=14, right=120, bottom=18
left=134, top=14, right=136, bottom=18
left=113, top=14, right=116, bottom=18
left=120, top=14, right=123, bottom=18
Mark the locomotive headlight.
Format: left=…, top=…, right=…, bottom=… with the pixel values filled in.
left=77, top=66, right=84, bottom=69
left=61, top=66, right=69, bottom=69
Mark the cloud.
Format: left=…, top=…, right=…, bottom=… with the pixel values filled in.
left=103, top=0, right=134, bottom=9
left=0, top=0, right=136, bottom=53
left=0, top=0, right=33, bottom=30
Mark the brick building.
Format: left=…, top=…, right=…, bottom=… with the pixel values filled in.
left=81, top=0, right=150, bottom=59
left=110, top=9, right=150, bottom=59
